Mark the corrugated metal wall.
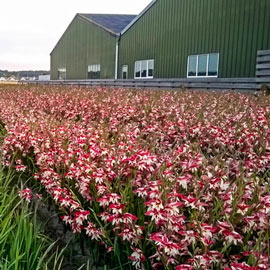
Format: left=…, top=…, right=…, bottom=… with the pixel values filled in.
left=118, top=0, right=270, bottom=79
left=50, top=15, right=116, bottom=80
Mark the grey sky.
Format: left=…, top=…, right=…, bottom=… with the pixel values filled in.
left=0, top=0, right=152, bottom=71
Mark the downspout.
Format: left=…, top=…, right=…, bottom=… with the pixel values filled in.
left=115, top=34, right=121, bottom=80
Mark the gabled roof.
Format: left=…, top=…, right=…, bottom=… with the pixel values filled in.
left=79, top=14, right=136, bottom=35
left=51, top=13, right=136, bottom=55
left=121, top=0, right=157, bottom=35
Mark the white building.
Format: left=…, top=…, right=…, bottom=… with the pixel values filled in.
left=38, top=75, right=50, bottom=81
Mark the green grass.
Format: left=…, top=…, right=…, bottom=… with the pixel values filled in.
left=0, top=168, right=64, bottom=270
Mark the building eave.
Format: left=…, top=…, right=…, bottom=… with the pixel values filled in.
left=120, top=0, right=157, bottom=35
left=50, top=14, right=79, bottom=55
left=50, top=13, right=120, bottom=56
left=78, top=14, right=118, bottom=37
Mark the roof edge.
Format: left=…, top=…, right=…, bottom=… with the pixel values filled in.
left=50, top=14, right=79, bottom=55
left=50, top=13, right=122, bottom=55
left=78, top=14, right=118, bottom=36
left=120, top=0, right=157, bottom=35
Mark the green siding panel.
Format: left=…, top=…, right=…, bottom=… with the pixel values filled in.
left=118, top=0, right=270, bottom=79
left=50, top=15, right=116, bottom=80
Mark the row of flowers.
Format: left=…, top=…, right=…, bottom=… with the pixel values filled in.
left=1, top=85, right=270, bottom=269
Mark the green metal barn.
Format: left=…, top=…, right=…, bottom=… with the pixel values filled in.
left=118, top=0, right=270, bottom=80
left=50, top=14, right=136, bottom=80
left=50, top=0, right=270, bottom=82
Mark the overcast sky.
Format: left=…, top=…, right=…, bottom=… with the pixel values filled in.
left=0, top=0, right=152, bottom=71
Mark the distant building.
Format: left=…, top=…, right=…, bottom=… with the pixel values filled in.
left=0, top=77, right=6, bottom=81
left=20, top=77, right=36, bottom=81
left=38, top=75, right=50, bottom=81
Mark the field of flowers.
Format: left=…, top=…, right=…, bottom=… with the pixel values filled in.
left=0, top=85, right=270, bottom=270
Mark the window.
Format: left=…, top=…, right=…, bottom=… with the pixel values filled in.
left=58, top=68, right=66, bottom=80
left=122, top=65, right=128, bottom=79
left=141, top=61, right=147, bottom=78
left=135, top=61, right=141, bottom=78
left=188, top=56, right=197, bottom=77
left=148, top=60, right=154, bottom=77
left=134, top=60, right=154, bottom=79
left=88, top=64, right=100, bottom=79
left=208, top=54, right=219, bottom=76
left=187, top=53, right=219, bottom=77
left=198, top=55, right=207, bottom=76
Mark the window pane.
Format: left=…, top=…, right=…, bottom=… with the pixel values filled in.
left=88, top=65, right=101, bottom=79
left=88, top=65, right=92, bottom=79
left=141, top=61, right=147, bottom=77
left=122, top=66, right=128, bottom=79
left=58, top=69, right=66, bottom=80
left=188, top=56, right=197, bottom=77
left=198, top=55, right=207, bottom=76
left=135, top=62, right=141, bottom=78
left=88, top=72, right=93, bottom=79
left=208, top=54, right=218, bottom=76
left=148, top=60, right=154, bottom=77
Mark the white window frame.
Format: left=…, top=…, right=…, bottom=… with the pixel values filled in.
left=134, top=59, right=154, bottom=79
left=187, top=53, right=219, bottom=78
